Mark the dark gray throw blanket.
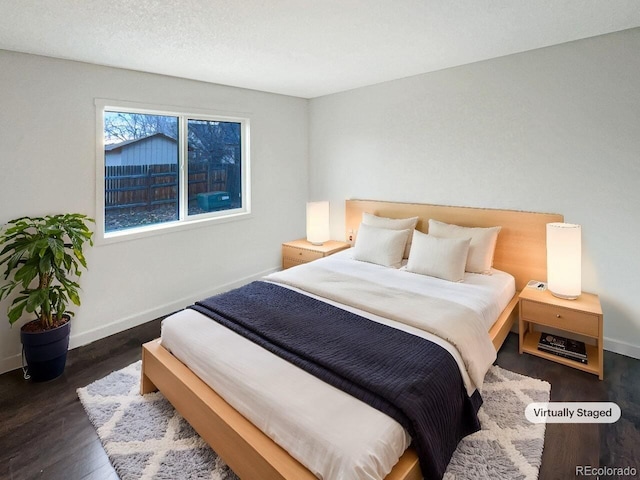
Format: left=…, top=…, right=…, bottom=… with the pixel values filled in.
left=190, top=281, right=482, bottom=479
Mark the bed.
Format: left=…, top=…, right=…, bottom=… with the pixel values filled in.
left=141, top=199, right=563, bottom=480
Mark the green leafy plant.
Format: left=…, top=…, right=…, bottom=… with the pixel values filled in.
left=0, top=214, right=94, bottom=329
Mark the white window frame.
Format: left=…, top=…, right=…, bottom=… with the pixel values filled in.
left=95, top=99, right=251, bottom=244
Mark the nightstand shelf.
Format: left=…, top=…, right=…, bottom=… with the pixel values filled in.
left=519, top=288, right=603, bottom=380
left=282, top=239, right=350, bottom=269
left=521, top=329, right=601, bottom=377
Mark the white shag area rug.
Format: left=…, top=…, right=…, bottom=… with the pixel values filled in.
left=78, top=362, right=550, bottom=480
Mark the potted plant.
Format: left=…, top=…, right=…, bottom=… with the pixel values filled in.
left=0, top=214, right=94, bottom=381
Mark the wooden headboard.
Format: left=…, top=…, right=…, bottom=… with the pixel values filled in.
left=345, top=199, right=563, bottom=291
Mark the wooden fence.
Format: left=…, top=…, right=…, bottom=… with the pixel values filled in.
left=105, top=163, right=232, bottom=210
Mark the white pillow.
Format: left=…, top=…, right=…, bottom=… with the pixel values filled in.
left=353, top=223, right=411, bottom=268
left=362, top=212, right=419, bottom=258
left=406, top=230, right=471, bottom=282
left=428, top=219, right=501, bottom=274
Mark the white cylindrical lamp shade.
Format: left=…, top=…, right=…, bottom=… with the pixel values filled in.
left=306, top=201, right=330, bottom=245
left=546, top=222, right=581, bottom=300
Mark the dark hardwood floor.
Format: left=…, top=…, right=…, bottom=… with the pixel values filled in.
left=0, top=319, right=162, bottom=480
left=498, top=334, right=640, bottom=480
left=0, top=325, right=638, bottom=479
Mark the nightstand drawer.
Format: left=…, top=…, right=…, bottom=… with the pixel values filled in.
left=282, top=258, right=306, bottom=269
left=521, top=300, right=599, bottom=337
left=281, top=240, right=351, bottom=270
left=282, top=245, right=324, bottom=263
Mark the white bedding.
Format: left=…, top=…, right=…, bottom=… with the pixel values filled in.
left=161, top=249, right=515, bottom=479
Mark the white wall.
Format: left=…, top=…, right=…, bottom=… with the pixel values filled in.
left=0, top=50, right=309, bottom=373
left=309, top=28, right=640, bottom=358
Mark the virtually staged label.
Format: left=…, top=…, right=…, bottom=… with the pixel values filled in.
left=525, top=402, right=621, bottom=423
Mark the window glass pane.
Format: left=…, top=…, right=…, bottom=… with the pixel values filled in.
left=104, top=112, right=179, bottom=232
left=187, top=119, right=242, bottom=216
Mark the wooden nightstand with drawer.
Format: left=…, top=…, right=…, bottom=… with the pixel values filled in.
left=519, top=288, right=603, bottom=379
left=282, top=239, right=350, bottom=270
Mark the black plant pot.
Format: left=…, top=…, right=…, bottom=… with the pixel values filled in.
left=20, top=319, right=71, bottom=382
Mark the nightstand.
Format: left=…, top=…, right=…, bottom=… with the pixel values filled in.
left=519, top=288, right=603, bottom=379
left=282, top=239, right=350, bottom=269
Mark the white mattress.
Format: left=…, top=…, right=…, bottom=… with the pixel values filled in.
left=161, top=250, right=515, bottom=479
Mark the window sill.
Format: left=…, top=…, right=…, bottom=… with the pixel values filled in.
left=96, top=210, right=253, bottom=246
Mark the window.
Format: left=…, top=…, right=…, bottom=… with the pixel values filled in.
left=96, top=101, right=250, bottom=240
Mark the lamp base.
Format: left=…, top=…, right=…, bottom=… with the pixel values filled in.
left=549, top=290, right=580, bottom=300
left=309, top=241, right=324, bottom=246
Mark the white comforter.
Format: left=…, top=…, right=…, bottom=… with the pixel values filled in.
left=268, top=259, right=497, bottom=389
left=161, top=249, right=515, bottom=479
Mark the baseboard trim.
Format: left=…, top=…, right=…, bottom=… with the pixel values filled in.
left=0, top=267, right=279, bottom=375
left=603, top=336, right=640, bottom=360
left=1, top=353, right=22, bottom=376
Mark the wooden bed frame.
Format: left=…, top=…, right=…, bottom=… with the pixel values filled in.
left=141, top=200, right=563, bottom=480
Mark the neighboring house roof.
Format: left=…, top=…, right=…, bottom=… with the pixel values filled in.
left=105, top=132, right=177, bottom=152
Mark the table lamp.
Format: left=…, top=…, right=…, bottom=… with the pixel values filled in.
left=546, top=222, right=581, bottom=299
left=306, top=201, right=330, bottom=245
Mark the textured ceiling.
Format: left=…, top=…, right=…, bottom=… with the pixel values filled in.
left=0, top=1, right=639, bottom=98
